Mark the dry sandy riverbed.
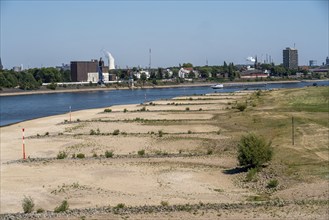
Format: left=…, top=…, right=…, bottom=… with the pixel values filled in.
left=1, top=90, right=328, bottom=219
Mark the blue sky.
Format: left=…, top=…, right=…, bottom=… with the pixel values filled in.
left=1, top=0, right=328, bottom=69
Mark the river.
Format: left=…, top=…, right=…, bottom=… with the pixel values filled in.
left=0, top=81, right=328, bottom=126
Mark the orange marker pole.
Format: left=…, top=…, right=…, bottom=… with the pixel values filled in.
left=22, top=128, right=26, bottom=160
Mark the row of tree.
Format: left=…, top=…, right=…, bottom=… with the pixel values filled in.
left=1, top=62, right=325, bottom=89
left=0, top=68, right=71, bottom=89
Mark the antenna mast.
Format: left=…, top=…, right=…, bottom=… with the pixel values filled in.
left=149, top=48, right=151, bottom=70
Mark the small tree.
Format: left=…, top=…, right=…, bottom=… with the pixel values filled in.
left=237, top=133, right=273, bottom=168
left=22, top=196, right=35, bottom=213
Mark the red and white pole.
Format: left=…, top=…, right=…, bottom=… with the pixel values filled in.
left=22, top=128, right=26, bottom=160
left=69, top=106, right=71, bottom=122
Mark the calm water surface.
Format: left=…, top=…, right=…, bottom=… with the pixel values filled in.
left=0, top=81, right=328, bottom=126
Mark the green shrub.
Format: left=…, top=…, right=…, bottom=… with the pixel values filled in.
left=115, top=203, right=125, bottom=209
left=22, top=196, right=34, bottom=213
left=123, top=108, right=128, bottom=113
left=90, top=129, right=96, bottom=135
left=237, top=103, right=247, bottom=111
left=47, top=82, right=57, bottom=90
left=140, top=106, right=146, bottom=111
left=92, top=152, right=98, bottom=158
left=45, top=132, right=49, bottom=136
left=36, top=208, right=45, bottom=213
left=105, top=150, right=113, bottom=158
left=237, top=133, right=272, bottom=168
left=187, top=130, right=192, bottom=134
left=158, top=130, right=163, bottom=137
left=207, top=149, right=213, bottom=155
left=185, top=107, right=190, bottom=111
left=138, top=149, right=145, bottom=156
left=54, top=200, right=69, bottom=213
left=267, top=179, right=279, bottom=188
left=71, top=153, right=76, bottom=159
left=245, top=168, right=258, bottom=182
left=76, top=153, right=85, bottom=159
left=57, top=151, right=67, bottom=159
left=104, top=108, right=112, bottom=112
left=112, top=129, right=120, bottom=135
left=161, top=201, right=169, bottom=206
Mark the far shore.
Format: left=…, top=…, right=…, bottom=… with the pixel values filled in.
left=0, top=79, right=315, bottom=97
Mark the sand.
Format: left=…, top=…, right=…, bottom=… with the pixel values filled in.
left=1, top=90, right=328, bottom=219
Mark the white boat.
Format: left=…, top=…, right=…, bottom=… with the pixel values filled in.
left=211, top=84, right=224, bottom=89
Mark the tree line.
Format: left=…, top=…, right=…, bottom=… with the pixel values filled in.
left=0, top=68, right=71, bottom=90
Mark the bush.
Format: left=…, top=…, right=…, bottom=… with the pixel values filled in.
left=236, top=103, right=247, bottom=111
left=90, top=129, right=97, bottom=135
left=57, top=151, right=67, bottom=159
left=207, top=149, right=213, bottom=155
left=245, top=168, right=258, bottom=182
left=140, top=106, right=146, bottom=111
left=47, top=82, right=57, bottom=90
left=267, top=179, right=279, bottom=188
left=161, top=201, right=169, bottom=206
left=36, top=208, right=45, bottom=213
left=115, top=203, right=125, bottom=209
left=185, top=107, right=190, bottom=111
left=112, top=129, right=120, bottom=135
left=104, top=108, right=112, bottom=113
left=158, top=130, right=163, bottom=137
left=105, top=150, right=113, bottom=158
left=22, top=196, right=34, bottom=213
left=123, top=108, right=128, bottom=113
left=54, top=200, right=69, bottom=213
left=138, top=149, right=145, bottom=156
left=76, top=153, right=85, bottom=159
left=237, top=133, right=273, bottom=168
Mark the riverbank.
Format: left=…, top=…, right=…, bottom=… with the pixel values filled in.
left=1, top=87, right=328, bottom=219
left=0, top=80, right=308, bottom=97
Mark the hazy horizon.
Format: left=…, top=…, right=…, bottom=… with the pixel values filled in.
left=1, top=0, right=328, bottom=69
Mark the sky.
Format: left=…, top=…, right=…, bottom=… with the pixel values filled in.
left=1, top=0, right=328, bottom=69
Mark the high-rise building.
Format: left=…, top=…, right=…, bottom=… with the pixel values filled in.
left=283, top=47, right=298, bottom=69
left=326, top=57, right=329, bottom=66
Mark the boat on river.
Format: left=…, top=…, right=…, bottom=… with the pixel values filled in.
left=211, top=84, right=224, bottom=89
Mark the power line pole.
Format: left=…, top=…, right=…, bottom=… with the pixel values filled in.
left=292, top=116, right=295, bottom=145
left=149, top=48, right=151, bottom=71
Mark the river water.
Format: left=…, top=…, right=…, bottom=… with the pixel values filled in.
left=0, top=81, right=328, bottom=126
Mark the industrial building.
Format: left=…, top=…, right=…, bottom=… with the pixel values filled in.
left=70, top=60, right=110, bottom=82
left=283, top=47, right=298, bottom=69
left=70, top=52, right=115, bottom=82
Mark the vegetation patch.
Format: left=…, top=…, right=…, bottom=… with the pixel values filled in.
left=54, top=200, right=69, bottom=213
left=237, top=133, right=273, bottom=168
left=22, top=196, right=34, bottom=213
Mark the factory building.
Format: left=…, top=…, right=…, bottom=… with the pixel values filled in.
left=70, top=52, right=115, bottom=82
left=70, top=60, right=109, bottom=82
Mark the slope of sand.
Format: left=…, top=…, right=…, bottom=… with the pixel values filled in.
left=1, top=90, right=328, bottom=219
